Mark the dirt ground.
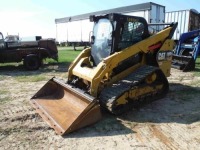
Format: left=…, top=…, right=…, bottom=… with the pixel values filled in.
left=0, top=64, right=200, bottom=150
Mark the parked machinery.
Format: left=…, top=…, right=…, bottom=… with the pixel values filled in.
left=0, top=32, right=58, bottom=70
left=172, top=29, right=200, bottom=71
left=30, top=13, right=177, bottom=135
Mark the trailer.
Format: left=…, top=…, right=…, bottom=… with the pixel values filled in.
left=55, top=2, right=165, bottom=49
left=165, top=9, right=200, bottom=41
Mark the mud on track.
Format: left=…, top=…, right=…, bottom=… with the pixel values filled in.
left=0, top=65, right=200, bottom=150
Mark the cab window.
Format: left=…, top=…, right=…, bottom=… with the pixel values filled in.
left=118, top=21, right=144, bottom=50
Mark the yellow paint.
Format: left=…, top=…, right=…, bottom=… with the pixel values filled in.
left=146, top=73, right=157, bottom=84
left=116, top=84, right=163, bottom=106
left=116, top=94, right=128, bottom=105
left=67, top=25, right=175, bottom=97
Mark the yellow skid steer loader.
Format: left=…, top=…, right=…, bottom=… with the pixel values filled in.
left=30, top=13, right=177, bottom=135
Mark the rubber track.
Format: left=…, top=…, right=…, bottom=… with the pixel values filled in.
left=99, top=65, right=167, bottom=114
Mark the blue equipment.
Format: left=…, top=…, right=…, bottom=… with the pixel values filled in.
left=172, top=29, right=200, bottom=71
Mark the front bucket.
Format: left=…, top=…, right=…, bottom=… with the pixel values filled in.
left=30, top=77, right=102, bottom=135
left=171, top=55, right=195, bottom=72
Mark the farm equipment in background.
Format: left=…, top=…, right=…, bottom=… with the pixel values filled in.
left=0, top=32, right=58, bottom=70
left=172, top=29, right=200, bottom=71
left=30, top=13, right=177, bottom=135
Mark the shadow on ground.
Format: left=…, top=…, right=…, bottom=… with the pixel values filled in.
left=62, top=112, right=136, bottom=138
left=0, top=62, right=70, bottom=77
left=119, top=83, right=200, bottom=124
left=62, top=83, right=200, bottom=138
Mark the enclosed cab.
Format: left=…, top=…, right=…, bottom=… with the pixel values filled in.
left=4, top=35, right=21, bottom=48
left=30, top=13, right=177, bottom=135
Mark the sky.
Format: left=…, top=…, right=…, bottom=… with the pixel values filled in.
left=0, top=0, right=199, bottom=39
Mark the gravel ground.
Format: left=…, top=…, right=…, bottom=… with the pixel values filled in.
left=0, top=65, right=200, bottom=150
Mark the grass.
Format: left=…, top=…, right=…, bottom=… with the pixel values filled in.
left=0, top=46, right=82, bottom=83
left=0, top=90, right=8, bottom=95
left=45, top=46, right=82, bottom=64
left=0, top=96, right=12, bottom=104
left=0, top=46, right=82, bottom=67
left=57, top=48, right=81, bottom=63
left=0, top=90, right=11, bottom=104
left=0, top=62, right=22, bottom=67
left=15, top=75, right=47, bottom=82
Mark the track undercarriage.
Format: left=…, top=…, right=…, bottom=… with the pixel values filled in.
left=100, top=65, right=169, bottom=114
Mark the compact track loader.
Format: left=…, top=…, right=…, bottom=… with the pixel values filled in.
left=30, top=14, right=177, bottom=135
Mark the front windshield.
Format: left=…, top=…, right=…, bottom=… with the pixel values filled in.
left=5, top=36, right=19, bottom=42
left=91, top=18, right=113, bottom=65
